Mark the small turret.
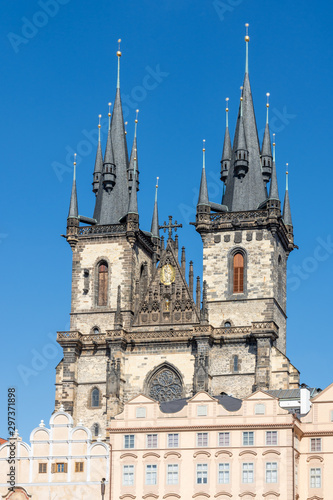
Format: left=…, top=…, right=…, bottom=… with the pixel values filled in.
left=197, top=140, right=209, bottom=207
left=128, top=145, right=138, bottom=215
left=92, top=115, right=103, bottom=195
left=68, top=154, right=78, bottom=219
left=261, top=93, right=273, bottom=184
left=220, top=98, right=232, bottom=185
left=128, top=110, right=139, bottom=194
left=283, top=165, right=293, bottom=228
left=234, top=92, right=249, bottom=179
left=102, top=123, right=116, bottom=193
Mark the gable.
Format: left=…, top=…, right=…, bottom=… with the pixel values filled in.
left=189, top=391, right=217, bottom=403
left=134, top=239, right=199, bottom=326
left=126, top=393, right=157, bottom=405
left=245, top=390, right=277, bottom=401
left=311, top=382, right=333, bottom=402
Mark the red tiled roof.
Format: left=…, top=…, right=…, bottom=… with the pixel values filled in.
left=0, top=438, right=8, bottom=445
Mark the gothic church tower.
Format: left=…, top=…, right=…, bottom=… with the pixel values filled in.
left=55, top=33, right=299, bottom=438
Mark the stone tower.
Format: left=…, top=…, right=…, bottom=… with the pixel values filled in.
left=55, top=34, right=299, bottom=438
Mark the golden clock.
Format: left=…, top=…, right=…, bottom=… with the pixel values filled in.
left=160, top=264, right=175, bottom=285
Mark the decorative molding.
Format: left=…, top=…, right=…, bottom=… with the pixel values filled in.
left=239, top=450, right=257, bottom=456
left=120, top=453, right=138, bottom=460
left=263, top=492, right=280, bottom=497
left=143, top=495, right=159, bottom=499
left=306, top=455, right=324, bottom=463
left=108, top=423, right=294, bottom=433
left=164, top=451, right=181, bottom=459
left=239, top=493, right=256, bottom=498
left=143, top=452, right=160, bottom=459
left=163, top=495, right=181, bottom=499
left=214, top=493, right=232, bottom=498
left=306, top=497, right=323, bottom=500
left=193, top=494, right=210, bottom=499
left=262, top=449, right=281, bottom=456
left=119, top=495, right=136, bottom=500
left=193, top=450, right=211, bottom=458
left=215, top=450, right=233, bottom=458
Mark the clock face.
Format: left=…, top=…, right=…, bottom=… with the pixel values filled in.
left=160, top=264, right=175, bottom=285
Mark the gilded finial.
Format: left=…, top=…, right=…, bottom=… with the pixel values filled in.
left=202, top=139, right=206, bottom=170
left=98, top=114, right=102, bottom=141
left=117, top=39, right=121, bottom=89
left=124, top=121, right=128, bottom=135
left=155, top=176, right=159, bottom=202
left=225, top=97, right=229, bottom=128
left=73, top=153, right=77, bottom=181
left=108, top=102, right=112, bottom=129
left=117, top=38, right=122, bottom=57
left=272, top=133, right=276, bottom=162
left=134, top=109, right=139, bottom=138
left=286, top=163, right=289, bottom=191
left=266, top=92, right=270, bottom=124
left=245, top=23, right=249, bottom=73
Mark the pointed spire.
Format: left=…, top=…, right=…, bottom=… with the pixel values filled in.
left=283, top=164, right=293, bottom=226
left=151, top=177, right=160, bottom=238
left=68, top=153, right=78, bottom=218
left=114, top=285, right=123, bottom=330
left=117, top=39, right=121, bottom=89
left=221, top=98, right=232, bottom=184
left=198, top=140, right=209, bottom=206
left=128, top=110, right=139, bottom=194
left=92, top=115, right=104, bottom=195
left=261, top=93, right=273, bottom=185
left=268, top=133, right=279, bottom=201
left=128, top=145, right=138, bottom=214
left=189, top=261, right=194, bottom=297
left=108, top=102, right=112, bottom=130
left=196, top=276, right=201, bottom=313
left=181, top=247, right=186, bottom=275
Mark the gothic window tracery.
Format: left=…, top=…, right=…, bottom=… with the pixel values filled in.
left=148, top=367, right=183, bottom=402
left=91, top=388, right=100, bottom=407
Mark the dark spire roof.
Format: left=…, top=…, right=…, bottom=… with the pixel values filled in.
left=198, top=142, right=209, bottom=206
left=262, top=123, right=272, bottom=158
left=93, top=50, right=129, bottom=225
left=128, top=111, right=139, bottom=195
left=268, top=135, right=279, bottom=201
left=128, top=151, right=138, bottom=214
left=283, top=171, right=292, bottom=226
left=151, top=178, right=159, bottom=238
left=222, top=125, right=232, bottom=163
left=222, top=37, right=267, bottom=211
left=92, top=117, right=103, bottom=195
left=68, top=157, right=78, bottom=218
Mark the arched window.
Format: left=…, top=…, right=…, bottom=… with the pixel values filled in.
left=233, top=355, right=239, bottom=372
left=224, top=321, right=231, bottom=328
left=93, top=327, right=100, bottom=335
left=91, top=388, right=100, bottom=408
left=92, top=423, right=99, bottom=437
left=233, top=253, right=244, bottom=293
left=97, top=261, right=108, bottom=306
left=147, top=365, right=183, bottom=402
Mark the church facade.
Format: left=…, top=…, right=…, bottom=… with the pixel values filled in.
left=55, top=32, right=299, bottom=438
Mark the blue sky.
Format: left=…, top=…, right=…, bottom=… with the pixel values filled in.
left=1, top=0, right=333, bottom=441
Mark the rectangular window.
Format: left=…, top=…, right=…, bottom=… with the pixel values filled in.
left=146, top=464, right=157, bottom=485
left=124, top=434, right=135, bottom=449
left=330, top=410, right=333, bottom=422
left=136, top=407, right=146, bottom=418
left=255, top=403, right=265, bottom=415
left=242, top=463, right=254, bottom=483
left=75, top=462, right=84, bottom=473
left=243, top=431, right=254, bottom=446
left=168, top=433, right=179, bottom=448
left=167, top=464, right=179, bottom=485
left=266, top=462, right=278, bottom=483
left=197, top=432, right=208, bottom=447
left=218, top=463, right=230, bottom=484
left=218, top=432, right=230, bottom=447
left=196, top=463, right=208, bottom=484
left=266, top=431, right=278, bottom=446
left=147, top=434, right=158, bottom=448
left=56, top=463, right=66, bottom=473
left=310, top=438, right=322, bottom=452
left=310, top=468, right=321, bottom=488
left=123, top=465, right=134, bottom=486
left=197, top=405, right=207, bottom=416
left=38, top=463, right=47, bottom=473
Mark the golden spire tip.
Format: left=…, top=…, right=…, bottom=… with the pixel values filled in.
left=125, top=121, right=128, bottom=135
left=225, top=97, right=229, bottom=112
left=202, top=139, right=206, bottom=152
left=135, top=109, right=139, bottom=123
left=266, top=92, right=270, bottom=108
left=117, top=38, right=122, bottom=57
left=245, top=23, right=250, bottom=42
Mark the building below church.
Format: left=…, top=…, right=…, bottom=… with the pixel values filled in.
left=1, top=384, right=333, bottom=499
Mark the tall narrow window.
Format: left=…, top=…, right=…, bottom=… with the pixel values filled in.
left=98, top=261, right=108, bottom=306
left=233, top=253, right=244, bottom=293
left=91, top=388, right=100, bottom=407
left=92, top=423, right=99, bottom=437
left=233, top=355, right=239, bottom=372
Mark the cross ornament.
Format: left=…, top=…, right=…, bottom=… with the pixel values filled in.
left=159, top=215, right=182, bottom=239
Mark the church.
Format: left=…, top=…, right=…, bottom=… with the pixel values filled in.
left=55, top=27, right=299, bottom=440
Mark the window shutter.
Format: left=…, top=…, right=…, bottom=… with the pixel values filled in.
left=51, top=463, right=55, bottom=474
left=64, top=463, right=68, bottom=473
left=233, top=253, right=244, bottom=293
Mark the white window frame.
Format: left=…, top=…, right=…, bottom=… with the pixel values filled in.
left=167, top=433, right=179, bottom=448
left=310, top=467, right=321, bottom=488
left=310, top=438, right=322, bottom=452
left=167, top=463, right=179, bottom=485
left=123, top=465, right=134, bottom=486
left=218, top=432, right=230, bottom=447
left=243, top=431, right=254, bottom=446
left=197, top=405, right=208, bottom=416
left=124, top=434, right=135, bottom=449
left=196, top=463, right=208, bottom=484
left=197, top=432, right=208, bottom=447
left=266, top=462, right=278, bottom=483
left=255, top=403, right=265, bottom=415
left=218, top=463, right=230, bottom=484
left=266, top=431, right=278, bottom=446
left=146, top=434, right=158, bottom=448
left=242, top=462, right=254, bottom=483
left=145, top=464, right=157, bottom=485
